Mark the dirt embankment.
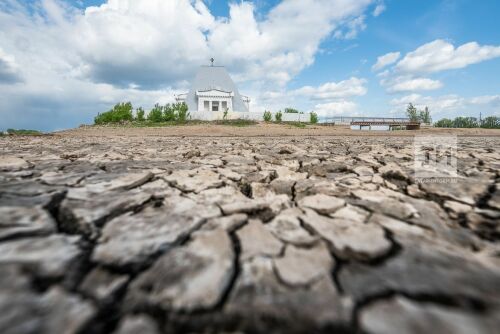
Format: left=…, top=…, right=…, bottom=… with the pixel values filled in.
left=54, top=123, right=500, bottom=138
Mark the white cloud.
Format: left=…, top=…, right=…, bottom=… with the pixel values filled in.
left=372, top=51, right=400, bottom=71
left=396, top=39, right=500, bottom=74
left=293, top=77, right=367, bottom=100
left=373, top=2, right=386, bottom=17
left=313, top=100, right=359, bottom=117
left=387, top=77, right=443, bottom=93
left=334, top=15, right=367, bottom=40
left=390, top=94, right=464, bottom=112
left=469, top=95, right=500, bottom=106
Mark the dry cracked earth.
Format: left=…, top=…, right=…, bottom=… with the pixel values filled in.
left=1, top=133, right=500, bottom=334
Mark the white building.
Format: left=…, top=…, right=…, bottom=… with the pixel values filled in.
left=175, top=63, right=250, bottom=113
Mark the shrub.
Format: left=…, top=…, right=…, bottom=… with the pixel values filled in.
left=263, top=111, right=272, bottom=122
left=275, top=110, right=283, bottom=122
left=310, top=112, right=318, bottom=124
left=284, top=108, right=299, bottom=113
left=173, top=102, right=190, bottom=122
left=135, top=107, right=145, bottom=121
left=163, top=104, right=176, bottom=121
left=6, top=129, right=42, bottom=135
left=147, top=103, right=164, bottom=122
left=95, top=102, right=134, bottom=124
left=223, top=108, right=229, bottom=120
left=434, top=118, right=453, bottom=128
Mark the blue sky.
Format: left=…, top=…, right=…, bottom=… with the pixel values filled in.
left=0, top=0, right=499, bottom=131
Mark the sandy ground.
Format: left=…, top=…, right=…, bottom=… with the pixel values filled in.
left=55, top=123, right=500, bottom=137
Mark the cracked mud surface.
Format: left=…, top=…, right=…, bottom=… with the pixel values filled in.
left=1, top=132, right=499, bottom=334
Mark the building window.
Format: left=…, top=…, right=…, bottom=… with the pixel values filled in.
left=212, top=101, right=219, bottom=112
left=204, top=100, right=209, bottom=111
left=222, top=101, right=227, bottom=111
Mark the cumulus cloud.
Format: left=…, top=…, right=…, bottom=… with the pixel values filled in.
left=372, top=51, right=400, bottom=71
left=390, top=94, right=464, bottom=112
left=293, top=77, right=367, bottom=100
left=386, top=77, right=443, bottom=93
left=396, top=39, right=500, bottom=74
left=313, top=100, right=359, bottom=117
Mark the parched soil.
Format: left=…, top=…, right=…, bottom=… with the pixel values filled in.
left=0, top=130, right=499, bottom=334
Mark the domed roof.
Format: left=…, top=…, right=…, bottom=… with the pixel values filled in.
left=185, top=66, right=248, bottom=112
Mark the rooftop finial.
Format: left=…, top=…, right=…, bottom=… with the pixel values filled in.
left=210, top=57, right=215, bottom=66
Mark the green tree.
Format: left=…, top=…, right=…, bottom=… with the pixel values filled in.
left=173, top=102, right=190, bottom=122
left=310, top=112, right=318, bottom=124
left=453, top=117, right=478, bottom=128
left=434, top=118, right=453, bottom=128
left=94, top=102, right=134, bottom=124
left=418, top=106, right=432, bottom=123
left=406, top=103, right=418, bottom=121
left=147, top=103, right=164, bottom=122
left=163, top=103, right=176, bottom=121
left=284, top=107, right=299, bottom=113
left=480, top=116, right=500, bottom=129
left=263, top=111, right=272, bottom=122
left=275, top=110, right=283, bottom=122
left=135, top=107, right=145, bottom=121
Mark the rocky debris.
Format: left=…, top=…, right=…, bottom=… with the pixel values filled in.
left=79, top=268, right=128, bottom=304
left=274, top=242, right=333, bottom=286
left=236, top=219, right=283, bottom=260
left=266, top=208, right=318, bottom=246
left=0, top=156, right=30, bottom=171
left=93, top=197, right=220, bottom=269
left=128, top=228, right=234, bottom=311
left=0, top=235, right=82, bottom=279
left=114, top=315, right=160, bottom=334
left=164, top=169, right=223, bottom=193
left=298, top=194, right=346, bottom=214
left=0, top=206, right=56, bottom=240
left=1, top=134, right=499, bottom=333
left=301, top=209, right=392, bottom=261
left=360, top=296, right=500, bottom=334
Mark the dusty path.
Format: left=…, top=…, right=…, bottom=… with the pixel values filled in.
left=0, top=132, right=499, bottom=333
